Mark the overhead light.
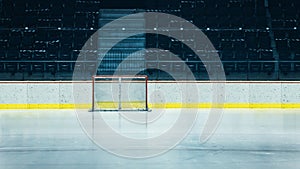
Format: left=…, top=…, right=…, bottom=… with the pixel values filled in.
left=206, top=27, right=210, bottom=31
left=58, top=27, right=61, bottom=30
left=239, top=27, right=242, bottom=30
left=25, top=27, right=28, bottom=30
left=266, top=27, right=270, bottom=31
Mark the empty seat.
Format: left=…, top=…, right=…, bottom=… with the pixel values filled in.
left=285, top=21, right=298, bottom=29
left=270, top=7, right=283, bottom=18
left=228, top=17, right=244, bottom=28
left=35, top=30, right=48, bottom=42
left=59, top=50, right=72, bottom=60
left=274, top=31, right=287, bottom=39
left=85, top=63, right=97, bottom=73
left=0, top=50, right=6, bottom=60
left=7, top=50, right=19, bottom=60
left=206, top=16, right=219, bottom=28
left=85, top=50, right=98, bottom=61
left=23, top=16, right=37, bottom=27
left=46, top=63, right=57, bottom=74
left=294, top=52, right=300, bottom=61
left=186, top=62, right=197, bottom=72
left=87, top=13, right=98, bottom=28
left=194, top=16, right=207, bottom=28
left=62, top=2, right=76, bottom=15
left=220, top=31, right=232, bottom=39
left=172, top=62, right=184, bottom=72
left=159, top=62, right=171, bottom=71
left=289, top=30, right=300, bottom=39
left=243, top=17, right=256, bottom=29
left=22, top=32, right=35, bottom=48
left=237, top=62, right=248, bottom=72
left=74, top=39, right=86, bottom=51
left=250, top=63, right=261, bottom=72
left=233, top=41, right=246, bottom=50
left=290, top=41, right=300, bottom=51
left=0, top=37, right=8, bottom=49
left=280, top=62, right=292, bottom=73
left=246, top=38, right=259, bottom=49
left=205, top=31, right=220, bottom=45
left=146, top=35, right=157, bottom=48
left=260, top=51, right=274, bottom=60
left=62, top=16, right=74, bottom=28
left=0, top=17, right=12, bottom=28
left=158, top=52, right=171, bottom=61
left=223, top=63, right=236, bottom=74
left=232, top=31, right=245, bottom=39
left=32, top=63, right=44, bottom=72
left=72, top=50, right=80, bottom=60
left=276, top=40, right=289, bottom=50
left=294, top=62, right=300, bottom=72
left=263, top=63, right=275, bottom=73
left=146, top=62, right=158, bottom=69
left=9, top=32, right=22, bottom=46
left=20, top=51, right=33, bottom=60
left=228, top=5, right=243, bottom=16
left=145, top=51, right=158, bottom=61
left=47, top=49, right=59, bottom=60
left=221, top=51, right=234, bottom=61
left=33, top=52, right=46, bottom=60
left=11, top=16, right=25, bottom=28
left=61, top=31, right=74, bottom=44
left=0, top=63, right=5, bottom=72
left=220, top=42, right=233, bottom=50
left=272, top=20, right=284, bottom=29
left=198, top=63, right=208, bottom=72
left=6, top=63, right=17, bottom=74
left=285, top=7, right=298, bottom=18
left=19, top=63, right=31, bottom=73
left=158, top=36, right=170, bottom=50
left=248, top=51, right=260, bottom=60
left=34, top=42, right=47, bottom=50
left=180, top=11, right=194, bottom=21
left=235, top=50, right=248, bottom=60
left=170, top=40, right=182, bottom=51
left=47, top=30, right=60, bottom=42
left=74, top=62, right=85, bottom=72
left=186, top=52, right=200, bottom=61
left=75, top=13, right=87, bottom=28
left=59, top=63, right=73, bottom=72
left=279, top=51, right=292, bottom=60
left=243, top=5, right=255, bottom=17
left=259, top=36, right=271, bottom=49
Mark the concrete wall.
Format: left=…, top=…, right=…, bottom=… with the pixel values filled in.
left=0, top=81, right=300, bottom=108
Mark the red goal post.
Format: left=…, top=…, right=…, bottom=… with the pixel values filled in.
left=91, top=75, right=149, bottom=111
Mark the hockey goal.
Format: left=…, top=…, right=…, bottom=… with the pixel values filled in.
left=91, top=75, right=149, bottom=111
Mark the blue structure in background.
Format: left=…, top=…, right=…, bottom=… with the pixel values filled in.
left=98, top=9, right=146, bottom=75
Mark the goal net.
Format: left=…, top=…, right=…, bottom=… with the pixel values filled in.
left=91, top=75, right=148, bottom=111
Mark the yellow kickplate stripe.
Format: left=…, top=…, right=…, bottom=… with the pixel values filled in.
left=1, top=103, right=300, bottom=109
left=95, top=102, right=146, bottom=109
left=0, top=104, right=89, bottom=109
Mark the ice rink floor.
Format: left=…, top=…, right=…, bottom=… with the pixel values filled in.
left=0, top=109, right=300, bottom=169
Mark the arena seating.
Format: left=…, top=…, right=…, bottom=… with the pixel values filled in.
left=0, top=0, right=299, bottom=80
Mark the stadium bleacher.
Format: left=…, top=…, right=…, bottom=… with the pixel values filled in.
left=0, top=0, right=299, bottom=80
